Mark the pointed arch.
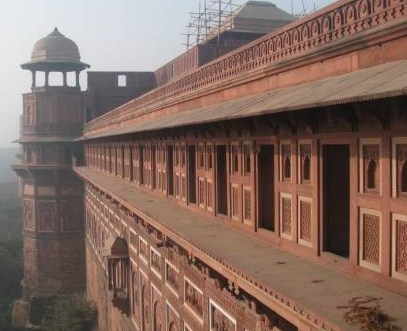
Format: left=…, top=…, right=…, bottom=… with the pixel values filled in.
left=141, top=286, right=147, bottom=331
left=245, top=151, right=250, bottom=173
left=234, top=153, right=239, bottom=172
left=153, top=301, right=162, bottom=331
left=367, top=159, right=377, bottom=189
left=169, top=321, right=178, bottom=331
left=284, top=156, right=291, bottom=179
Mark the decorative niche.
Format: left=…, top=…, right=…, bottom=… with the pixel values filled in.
left=280, top=142, right=292, bottom=182
left=298, top=141, right=312, bottom=184
left=359, top=138, right=381, bottom=195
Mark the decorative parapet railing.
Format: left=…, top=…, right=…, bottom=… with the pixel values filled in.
left=85, top=0, right=407, bottom=134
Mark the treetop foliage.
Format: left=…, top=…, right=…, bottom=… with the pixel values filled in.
left=40, top=295, right=97, bottom=331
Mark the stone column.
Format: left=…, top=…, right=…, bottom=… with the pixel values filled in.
left=63, top=71, right=67, bottom=87
left=45, top=71, right=49, bottom=87
left=31, top=71, right=36, bottom=89
left=76, top=71, right=80, bottom=88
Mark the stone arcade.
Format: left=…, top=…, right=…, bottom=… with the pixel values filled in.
left=13, top=1, right=407, bottom=330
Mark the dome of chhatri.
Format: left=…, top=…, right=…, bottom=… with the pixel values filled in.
left=21, top=28, right=89, bottom=72
left=31, top=28, right=80, bottom=63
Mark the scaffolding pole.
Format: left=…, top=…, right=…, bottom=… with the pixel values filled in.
left=184, top=0, right=238, bottom=49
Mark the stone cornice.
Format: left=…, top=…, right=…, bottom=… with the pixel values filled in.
left=85, top=0, right=407, bottom=137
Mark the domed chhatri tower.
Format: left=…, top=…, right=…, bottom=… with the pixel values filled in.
left=13, top=28, right=89, bottom=325
left=21, top=27, right=88, bottom=88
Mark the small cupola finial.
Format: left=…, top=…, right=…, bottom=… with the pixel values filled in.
left=48, top=27, right=64, bottom=37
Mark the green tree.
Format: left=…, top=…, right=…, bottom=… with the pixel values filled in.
left=0, top=180, right=23, bottom=330
left=40, top=295, right=97, bottom=331
left=0, top=246, right=22, bottom=297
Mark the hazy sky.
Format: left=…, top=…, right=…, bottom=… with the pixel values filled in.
left=0, top=0, right=334, bottom=147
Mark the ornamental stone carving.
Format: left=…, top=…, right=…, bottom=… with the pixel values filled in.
left=363, top=214, right=380, bottom=265
left=281, top=197, right=292, bottom=236
left=300, top=200, right=312, bottom=242
left=37, top=200, right=57, bottom=232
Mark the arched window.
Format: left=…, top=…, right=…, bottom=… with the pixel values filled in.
left=207, top=152, right=212, bottom=169
left=303, top=156, right=311, bottom=181
left=153, top=301, right=161, bottom=331
left=169, top=322, right=178, bottom=331
left=284, top=156, right=291, bottom=179
left=234, top=153, right=239, bottom=173
left=132, top=272, right=137, bottom=315
left=141, top=286, right=147, bottom=331
left=367, top=159, right=377, bottom=189
left=245, top=152, right=251, bottom=174
left=401, top=161, right=407, bottom=193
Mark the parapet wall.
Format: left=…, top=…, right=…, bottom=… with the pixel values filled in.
left=84, top=0, right=407, bottom=136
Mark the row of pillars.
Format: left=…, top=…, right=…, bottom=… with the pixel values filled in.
left=30, top=70, right=80, bottom=88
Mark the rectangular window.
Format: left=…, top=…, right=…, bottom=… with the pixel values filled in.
left=118, top=74, right=127, bottom=87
